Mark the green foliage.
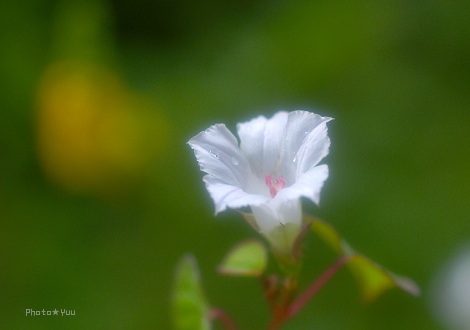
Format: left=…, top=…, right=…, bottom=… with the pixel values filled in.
left=1, top=0, right=468, bottom=328
left=308, top=216, right=420, bottom=302
left=171, top=255, right=211, bottom=330
left=217, top=240, right=267, bottom=277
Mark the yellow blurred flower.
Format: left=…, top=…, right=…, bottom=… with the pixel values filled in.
left=35, top=61, right=168, bottom=196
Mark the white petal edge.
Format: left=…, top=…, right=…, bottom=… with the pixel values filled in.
left=203, top=175, right=270, bottom=214
left=280, top=111, right=333, bottom=184
left=274, top=164, right=329, bottom=205
left=294, top=119, right=332, bottom=179
left=237, top=111, right=288, bottom=177
left=188, top=124, right=254, bottom=189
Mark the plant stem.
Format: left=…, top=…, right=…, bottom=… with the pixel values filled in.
left=288, top=256, right=348, bottom=318
left=266, top=277, right=298, bottom=330
left=267, top=304, right=289, bottom=330
left=209, top=308, right=237, bottom=330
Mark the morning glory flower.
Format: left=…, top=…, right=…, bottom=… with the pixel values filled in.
left=188, top=111, right=332, bottom=253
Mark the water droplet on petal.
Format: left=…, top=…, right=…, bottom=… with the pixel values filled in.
left=209, top=149, right=219, bottom=159
left=230, top=157, right=239, bottom=165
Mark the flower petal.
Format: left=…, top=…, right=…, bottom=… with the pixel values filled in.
left=237, top=112, right=288, bottom=177
left=204, top=176, right=269, bottom=214
left=294, top=119, right=332, bottom=179
left=188, top=124, right=253, bottom=189
left=280, top=111, right=333, bottom=183
left=275, top=164, right=329, bottom=205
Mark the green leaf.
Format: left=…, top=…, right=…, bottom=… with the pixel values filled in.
left=306, top=215, right=420, bottom=302
left=347, top=254, right=421, bottom=302
left=310, top=216, right=343, bottom=255
left=346, top=254, right=396, bottom=302
left=171, top=254, right=211, bottom=330
left=217, top=240, right=267, bottom=276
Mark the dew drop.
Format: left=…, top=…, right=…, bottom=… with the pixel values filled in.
left=230, top=157, right=239, bottom=165
left=209, top=149, right=219, bottom=159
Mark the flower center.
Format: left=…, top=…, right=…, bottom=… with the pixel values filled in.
left=265, top=174, right=286, bottom=198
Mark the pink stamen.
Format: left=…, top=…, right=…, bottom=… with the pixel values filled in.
left=265, top=174, right=286, bottom=198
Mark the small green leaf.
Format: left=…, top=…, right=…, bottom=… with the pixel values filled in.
left=347, top=254, right=395, bottom=302
left=305, top=215, right=420, bottom=302
left=217, top=240, right=267, bottom=277
left=310, top=216, right=343, bottom=255
left=171, top=254, right=211, bottom=330
left=347, top=254, right=421, bottom=302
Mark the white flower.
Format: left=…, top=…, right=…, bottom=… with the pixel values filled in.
left=188, top=111, right=332, bottom=249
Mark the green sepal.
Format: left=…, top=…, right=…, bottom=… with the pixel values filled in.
left=267, top=222, right=304, bottom=276
left=238, top=211, right=260, bottom=232
left=291, top=221, right=315, bottom=263
left=306, top=215, right=420, bottom=302
left=171, top=254, right=211, bottom=330
left=217, top=239, right=267, bottom=277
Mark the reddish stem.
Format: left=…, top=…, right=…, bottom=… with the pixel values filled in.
left=265, top=277, right=298, bottom=330
left=267, top=305, right=289, bottom=330
left=288, top=256, right=348, bottom=318
left=208, top=308, right=238, bottom=330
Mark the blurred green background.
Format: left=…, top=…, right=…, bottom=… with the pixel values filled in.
left=1, top=0, right=469, bottom=328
